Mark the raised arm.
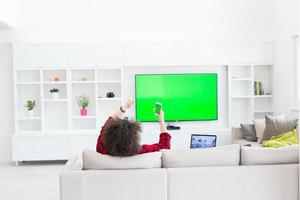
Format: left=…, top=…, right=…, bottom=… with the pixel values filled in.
left=111, top=99, right=134, bottom=120
left=139, top=109, right=171, bottom=153
left=158, top=109, right=167, bottom=133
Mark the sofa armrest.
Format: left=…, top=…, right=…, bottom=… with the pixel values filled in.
left=62, top=156, right=82, bottom=172
left=231, top=127, right=244, bottom=142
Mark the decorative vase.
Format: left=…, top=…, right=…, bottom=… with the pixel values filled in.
left=51, top=92, right=60, bottom=99
left=27, top=110, right=34, bottom=118
left=80, top=109, right=88, bottom=116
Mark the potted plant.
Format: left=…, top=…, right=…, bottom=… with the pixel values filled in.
left=77, top=95, right=89, bottom=116
left=50, top=88, right=60, bottom=99
left=25, top=100, right=35, bottom=117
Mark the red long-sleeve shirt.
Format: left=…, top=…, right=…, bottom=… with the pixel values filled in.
left=96, top=117, right=171, bottom=155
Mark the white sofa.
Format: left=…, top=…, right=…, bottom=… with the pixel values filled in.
left=60, top=145, right=299, bottom=200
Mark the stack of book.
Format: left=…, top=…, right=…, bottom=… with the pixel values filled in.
left=254, top=81, right=264, bottom=95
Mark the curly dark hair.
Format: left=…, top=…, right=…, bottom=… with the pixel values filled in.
left=102, top=118, right=142, bottom=156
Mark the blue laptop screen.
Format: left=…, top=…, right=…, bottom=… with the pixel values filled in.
left=190, top=134, right=217, bottom=149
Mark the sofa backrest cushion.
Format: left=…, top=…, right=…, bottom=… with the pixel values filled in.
left=241, top=145, right=299, bottom=165
left=82, top=149, right=162, bottom=170
left=161, top=144, right=240, bottom=168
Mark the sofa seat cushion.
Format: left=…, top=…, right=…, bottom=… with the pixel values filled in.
left=241, top=145, right=299, bottom=165
left=233, top=139, right=262, bottom=147
left=82, top=149, right=162, bottom=170
left=162, top=144, right=240, bottom=168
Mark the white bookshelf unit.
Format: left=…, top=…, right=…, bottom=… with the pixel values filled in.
left=13, top=66, right=123, bottom=163
left=15, top=67, right=122, bottom=132
left=228, top=64, right=274, bottom=127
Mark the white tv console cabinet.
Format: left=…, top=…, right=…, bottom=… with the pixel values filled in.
left=12, top=42, right=274, bottom=163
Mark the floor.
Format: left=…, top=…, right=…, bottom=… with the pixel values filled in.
left=0, top=161, right=66, bottom=200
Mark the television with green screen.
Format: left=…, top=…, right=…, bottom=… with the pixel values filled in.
left=135, top=73, right=218, bottom=122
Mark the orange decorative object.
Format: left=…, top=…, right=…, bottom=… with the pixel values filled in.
left=53, top=77, right=60, bottom=81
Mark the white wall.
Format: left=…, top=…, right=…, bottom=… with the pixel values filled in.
left=272, top=0, right=299, bottom=119
left=13, top=0, right=274, bottom=43
left=0, top=0, right=18, bottom=27
left=0, top=44, right=13, bottom=162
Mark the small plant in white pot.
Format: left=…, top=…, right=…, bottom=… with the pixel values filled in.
left=25, top=100, right=35, bottom=118
left=50, top=88, right=60, bottom=99
left=77, top=95, right=89, bottom=116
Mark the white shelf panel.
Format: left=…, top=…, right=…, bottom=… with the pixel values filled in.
left=231, top=78, right=251, bottom=81
left=71, top=81, right=96, bottom=84
left=72, top=116, right=97, bottom=119
left=253, top=110, right=274, bottom=113
left=98, top=67, right=122, bottom=69
left=97, top=98, right=122, bottom=101
left=97, top=81, right=121, bottom=83
left=43, top=81, right=67, bottom=84
left=15, top=130, right=98, bottom=136
left=18, top=117, right=42, bottom=120
left=254, top=95, right=273, bottom=98
left=231, top=96, right=252, bottom=99
left=253, top=63, right=274, bottom=67
left=44, top=98, right=68, bottom=102
left=17, top=82, right=40, bottom=85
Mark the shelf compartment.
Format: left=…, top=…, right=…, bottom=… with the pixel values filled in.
left=72, top=83, right=96, bottom=116
left=43, top=69, right=67, bottom=82
left=17, top=70, right=40, bottom=83
left=98, top=68, right=121, bottom=82
left=72, top=118, right=96, bottom=130
left=97, top=82, right=122, bottom=98
left=17, top=84, right=41, bottom=118
left=253, top=65, right=273, bottom=95
left=19, top=120, right=41, bottom=131
left=230, top=98, right=252, bottom=127
left=44, top=84, right=67, bottom=99
left=254, top=98, right=273, bottom=112
left=44, top=102, right=68, bottom=130
left=230, top=65, right=251, bottom=80
left=71, top=69, right=95, bottom=81
left=231, top=81, right=252, bottom=97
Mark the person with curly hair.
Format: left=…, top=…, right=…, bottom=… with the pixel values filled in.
left=96, top=99, right=171, bottom=156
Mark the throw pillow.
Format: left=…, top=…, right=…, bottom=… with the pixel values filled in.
left=254, top=114, right=285, bottom=143
left=262, top=129, right=299, bottom=148
left=240, top=124, right=257, bottom=141
left=262, top=115, right=298, bottom=142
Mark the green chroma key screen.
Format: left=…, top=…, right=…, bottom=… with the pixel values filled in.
left=135, top=73, right=218, bottom=122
